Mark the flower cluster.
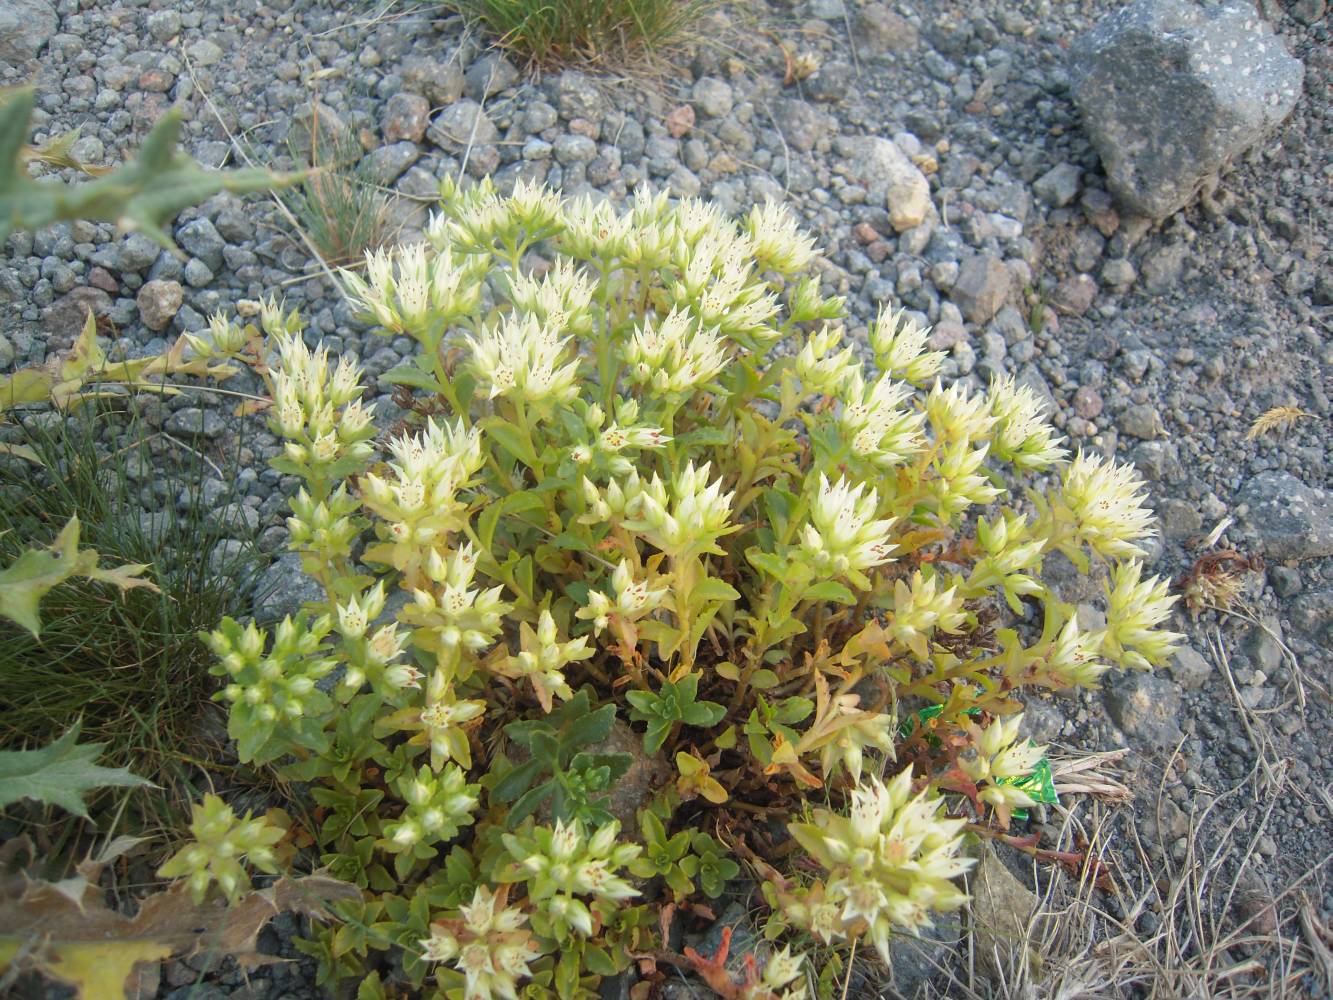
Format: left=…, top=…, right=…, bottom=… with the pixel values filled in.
left=157, top=794, right=285, bottom=903
left=799, top=475, right=897, bottom=588
left=208, top=615, right=336, bottom=763
left=382, top=763, right=480, bottom=853
left=420, top=886, right=541, bottom=1000
left=360, top=418, right=484, bottom=581
left=576, top=559, right=669, bottom=635
left=786, top=770, right=972, bottom=961
left=268, top=333, right=375, bottom=482
left=959, top=714, right=1047, bottom=812
left=492, top=609, right=594, bottom=711
left=623, top=461, right=736, bottom=562
left=501, top=819, right=641, bottom=940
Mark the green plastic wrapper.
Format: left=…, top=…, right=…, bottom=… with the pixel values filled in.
left=897, top=705, right=1058, bottom=820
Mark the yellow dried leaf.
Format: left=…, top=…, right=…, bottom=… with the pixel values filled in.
left=0, top=867, right=359, bottom=1000
left=44, top=941, right=173, bottom=1000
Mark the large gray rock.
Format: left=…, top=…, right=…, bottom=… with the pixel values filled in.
left=1070, top=0, right=1303, bottom=220
left=1104, top=672, right=1184, bottom=748
left=1237, top=472, right=1333, bottom=561
left=427, top=99, right=499, bottom=152
left=0, top=0, right=57, bottom=66
left=254, top=551, right=327, bottom=623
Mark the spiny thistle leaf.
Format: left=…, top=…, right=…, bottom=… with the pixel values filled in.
left=1246, top=405, right=1313, bottom=441
left=0, top=516, right=156, bottom=638
left=0, top=724, right=154, bottom=817
left=0, top=86, right=302, bottom=249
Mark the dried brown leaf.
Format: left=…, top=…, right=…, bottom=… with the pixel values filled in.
left=0, top=870, right=359, bottom=1000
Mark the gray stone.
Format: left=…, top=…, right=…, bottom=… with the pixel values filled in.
left=1072, top=385, right=1104, bottom=419
left=1238, top=472, right=1333, bottom=561
left=182, top=258, right=214, bottom=288
left=208, top=502, right=259, bottom=538
left=69, top=135, right=104, bottom=165
left=401, top=55, right=464, bottom=106
left=427, top=100, right=499, bottom=152
left=186, top=39, right=223, bottom=66
left=1130, top=439, right=1182, bottom=482
left=381, top=92, right=430, bottom=143
left=523, top=101, right=559, bottom=134
left=951, top=254, right=1011, bottom=324
left=1102, top=258, right=1137, bottom=287
left=176, top=218, right=225, bottom=271
left=692, top=76, right=734, bottom=118
left=43, top=287, right=111, bottom=337
left=886, top=911, right=961, bottom=997
left=362, top=142, right=420, bottom=184
left=289, top=102, right=355, bottom=164
left=0, top=0, right=56, bottom=64
left=1070, top=0, right=1304, bottom=219
left=463, top=53, right=519, bottom=100
left=1269, top=565, right=1302, bottom=598
left=1171, top=645, right=1212, bottom=691
left=969, top=848, right=1041, bottom=978
left=834, top=136, right=931, bottom=232
left=146, top=9, right=180, bottom=42
left=1033, top=162, right=1083, bottom=207
left=164, top=406, right=224, bottom=439
left=1160, top=498, right=1202, bottom=538
left=1104, top=672, right=1184, bottom=747
left=1290, top=0, right=1327, bottom=25
left=858, top=3, right=919, bottom=52
left=1140, top=242, right=1188, bottom=294
left=254, top=551, right=328, bottom=623
left=137, top=279, right=183, bottom=331
left=1016, top=364, right=1059, bottom=415
left=553, top=71, right=604, bottom=120
left=1051, top=273, right=1097, bottom=316
left=1118, top=403, right=1163, bottom=439
left=1288, top=589, right=1333, bottom=645
left=117, top=233, right=161, bottom=274
left=552, top=133, right=597, bottom=165
left=1245, top=622, right=1283, bottom=674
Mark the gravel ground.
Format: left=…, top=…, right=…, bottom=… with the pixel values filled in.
left=2, top=0, right=1330, bottom=996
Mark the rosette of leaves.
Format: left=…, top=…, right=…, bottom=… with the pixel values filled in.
left=487, top=690, right=634, bottom=828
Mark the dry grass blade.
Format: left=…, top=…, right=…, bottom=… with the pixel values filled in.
left=1210, top=627, right=1282, bottom=784
left=935, top=755, right=1330, bottom=1000
left=1298, top=895, right=1333, bottom=997
left=1048, top=747, right=1133, bottom=802
left=445, top=0, right=718, bottom=69
left=1245, top=406, right=1313, bottom=441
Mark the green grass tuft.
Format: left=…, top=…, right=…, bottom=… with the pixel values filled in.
left=282, top=121, right=390, bottom=267
left=445, top=0, right=717, bottom=68
left=0, top=404, right=263, bottom=822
